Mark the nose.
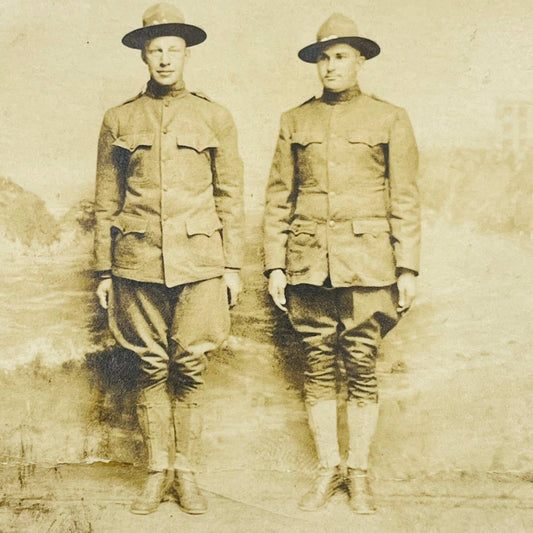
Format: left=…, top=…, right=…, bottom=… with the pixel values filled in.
left=159, top=50, right=170, bottom=66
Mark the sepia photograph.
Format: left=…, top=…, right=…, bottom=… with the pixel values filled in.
left=0, top=1, right=531, bottom=531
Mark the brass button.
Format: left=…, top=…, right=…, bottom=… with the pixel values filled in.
left=329, top=220, right=335, bottom=228
left=329, top=191, right=336, bottom=197
left=162, top=128, right=168, bottom=135
left=163, top=215, right=169, bottom=222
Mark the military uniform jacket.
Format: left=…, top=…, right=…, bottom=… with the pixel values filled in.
left=263, top=88, right=420, bottom=288
left=94, top=81, right=244, bottom=287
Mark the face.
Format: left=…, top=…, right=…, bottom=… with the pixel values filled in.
left=317, top=43, right=365, bottom=92
left=142, top=35, right=189, bottom=86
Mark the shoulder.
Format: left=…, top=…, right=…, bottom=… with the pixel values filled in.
left=284, top=95, right=318, bottom=116
left=188, top=90, right=226, bottom=112
left=188, top=91, right=236, bottom=128
left=189, top=90, right=214, bottom=103
left=103, top=90, right=145, bottom=120
left=113, top=90, right=146, bottom=111
left=362, top=93, right=407, bottom=119
left=280, top=96, right=320, bottom=127
left=188, top=90, right=225, bottom=113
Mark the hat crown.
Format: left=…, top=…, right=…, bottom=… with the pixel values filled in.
left=142, top=3, right=185, bottom=27
left=317, top=13, right=360, bottom=41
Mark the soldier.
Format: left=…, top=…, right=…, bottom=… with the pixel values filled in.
left=94, top=3, right=244, bottom=516
left=263, top=14, right=420, bottom=514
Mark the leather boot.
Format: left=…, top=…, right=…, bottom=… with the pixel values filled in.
left=136, top=385, right=173, bottom=472
left=299, top=466, right=342, bottom=511
left=171, top=401, right=207, bottom=514
left=172, top=469, right=207, bottom=514
left=299, top=400, right=342, bottom=511
left=346, top=401, right=379, bottom=514
left=130, top=471, right=168, bottom=515
left=131, top=385, right=172, bottom=514
left=347, top=468, right=376, bottom=514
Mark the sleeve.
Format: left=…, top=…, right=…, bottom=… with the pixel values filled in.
left=262, top=112, right=296, bottom=275
left=212, top=106, right=245, bottom=270
left=388, top=107, right=421, bottom=275
left=93, top=109, right=124, bottom=273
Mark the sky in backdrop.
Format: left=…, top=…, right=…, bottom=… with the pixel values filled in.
left=0, top=0, right=531, bottom=211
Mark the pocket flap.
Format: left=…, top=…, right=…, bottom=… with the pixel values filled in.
left=352, top=219, right=390, bottom=236
left=347, top=131, right=388, bottom=146
left=291, top=132, right=324, bottom=146
left=111, top=213, right=148, bottom=235
left=288, top=219, right=317, bottom=236
left=112, top=133, right=154, bottom=152
left=186, top=212, right=222, bottom=236
left=178, top=133, right=219, bottom=152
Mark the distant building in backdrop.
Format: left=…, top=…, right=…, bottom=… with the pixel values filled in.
left=497, top=100, right=533, bottom=169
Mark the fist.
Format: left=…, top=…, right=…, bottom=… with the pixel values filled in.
left=397, top=269, right=417, bottom=314
left=96, top=278, right=112, bottom=310
left=268, top=269, right=287, bottom=313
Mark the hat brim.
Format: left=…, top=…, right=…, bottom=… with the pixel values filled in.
left=122, top=23, right=206, bottom=49
left=298, top=37, right=380, bottom=63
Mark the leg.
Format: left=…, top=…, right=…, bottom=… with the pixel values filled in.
left=109, top=278, right=173, bottom=514
left=286, top=285, right=343, bottom=511
left=337, top=286, right=398, bottom=514
left=167, top=277, right=230, bottom=514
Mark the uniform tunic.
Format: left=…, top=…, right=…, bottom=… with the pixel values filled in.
left=264, top=86, right=420, bottom=287
left=95, top=80, right=244, bottom=287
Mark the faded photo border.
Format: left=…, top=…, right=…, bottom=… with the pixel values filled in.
left=0, top=1, right=532, bottom=532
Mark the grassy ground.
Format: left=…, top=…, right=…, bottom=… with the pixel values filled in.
left=0, top=464, right=531, bottom=533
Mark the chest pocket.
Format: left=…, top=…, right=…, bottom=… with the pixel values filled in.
left=345, top=130, right=388, bottom=169
left=290, top=131, right=324, bottom=148
left=177, top=132, right=219, bottom=153
left=346, top=131, right=388, bottom=147
left=112, top=133, right=154, bottom=152
left=113, top=133, right=154, bottom=184
left=291, top=131, right=325, bottom=187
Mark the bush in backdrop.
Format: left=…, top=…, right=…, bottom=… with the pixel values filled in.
left=0, top=177, right=60, bottom=246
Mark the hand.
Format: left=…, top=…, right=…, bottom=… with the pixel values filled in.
left=397, top=269, right=417, bottom=314
left=268, top=269, right=287, bottom=313
left=224, top=270, right=243, bottom=308
left=96, top=278, right=112, bottom=310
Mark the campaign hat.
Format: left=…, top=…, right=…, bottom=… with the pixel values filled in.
left=122, top=3, right=206, bottom=49
left=298, top=13, right=380, bottom=63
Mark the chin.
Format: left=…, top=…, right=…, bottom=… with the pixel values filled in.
left=156, top=79, right=177, bottom=86
left=322, top=81, right=345, bottom=92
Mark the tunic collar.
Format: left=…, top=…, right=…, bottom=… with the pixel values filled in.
left=146, top=79, right=187, bottom=99
left=322, top=84, right=361, bottom=105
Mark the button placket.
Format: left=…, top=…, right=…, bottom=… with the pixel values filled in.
left=160, top=101, right=170, bottom=256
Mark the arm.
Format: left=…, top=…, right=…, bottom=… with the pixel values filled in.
left=212, top=107, right=245, bottom=306
left=388, top=107, right=420, bottom=274
left=94, top=109, right=124, bottom=308
left=263, top=113, right=296, bottom=311
left=388, top=108, right=420, bottom=312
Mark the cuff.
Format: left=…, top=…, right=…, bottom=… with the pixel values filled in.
left=96, top=270, right=112, bottom=280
